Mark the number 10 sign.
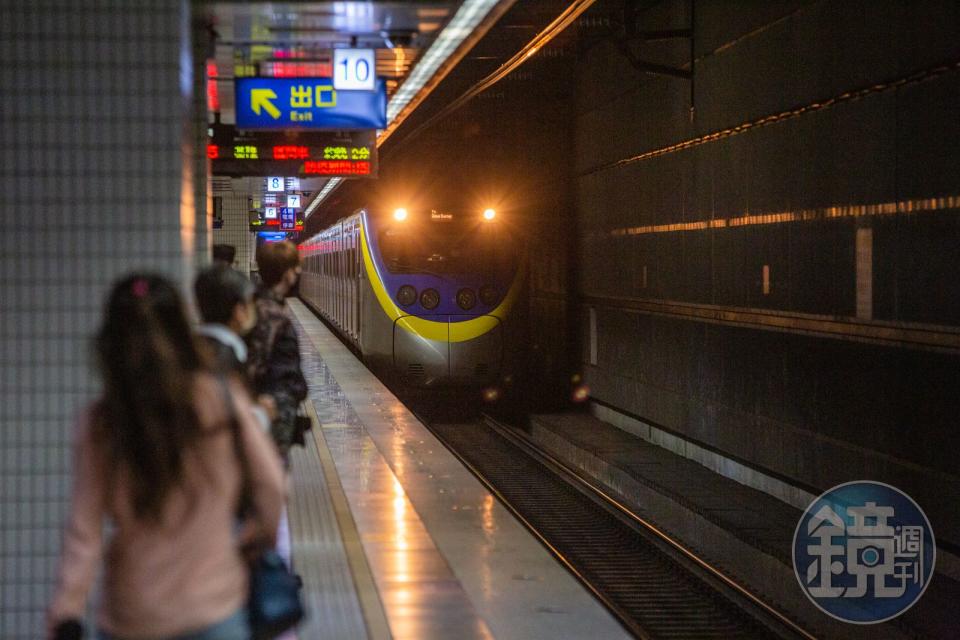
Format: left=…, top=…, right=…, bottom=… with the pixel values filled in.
left=334, top=49, right=375, bottom=91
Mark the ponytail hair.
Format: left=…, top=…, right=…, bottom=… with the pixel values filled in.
left=93, top=273, right=206, bottom=522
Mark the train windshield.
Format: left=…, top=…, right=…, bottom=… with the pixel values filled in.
left=379, top=217, right=513, bottom=275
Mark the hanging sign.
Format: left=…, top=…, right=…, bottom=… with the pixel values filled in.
left=209, top=129, right=378, bottom=178
left=235, top=77, right=387, bottom=129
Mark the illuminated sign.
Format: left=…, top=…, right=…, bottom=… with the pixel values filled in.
left=265, top=206, right=278, bottom=219
left=262, top=61, right=333, bottom=78
left=431, top=211, right=454, bottom=221
left=219, top=142, right=373, bottom=162
left=304, top=160, right=371, bottom=175
left=258, top=232, right=288, bottom=243
left=280, top=207, right=296, bottom=230
left=273, top=145, right=309, bottom=160
left=287, top=194, right=301, bottom=208
left=267, top=177, right=285, bottom=192
left=234, top=77, right=387, bottom=129
left=334, top=49, right=375, bottom=91
left=210, top=128, right=378, bottom=178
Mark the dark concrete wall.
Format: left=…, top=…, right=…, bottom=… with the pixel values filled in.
left=575, top=0, right=960, bottom=544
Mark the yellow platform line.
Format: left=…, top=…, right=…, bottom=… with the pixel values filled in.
left=304, top=400, right=393, bottom=640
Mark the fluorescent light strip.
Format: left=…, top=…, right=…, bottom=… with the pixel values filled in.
left=304, top=0, right=502, bottom=218
left=392, top=0, right=598, bottom=150
left=386, top=0, right=500, bottom=122
left=304, top=178, right=341, bottom=218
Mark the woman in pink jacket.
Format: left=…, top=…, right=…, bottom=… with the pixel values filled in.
left=47, top=274, right=286, bottom=640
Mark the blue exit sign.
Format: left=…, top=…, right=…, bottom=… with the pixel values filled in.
left=235, top=77, right=387, bottom=130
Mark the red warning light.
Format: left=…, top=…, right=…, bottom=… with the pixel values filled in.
left=273, top=145, right=310, bottom=160
left=206, top=144, right=219, bottom=159
left=206, top=61, right=220, bottom=112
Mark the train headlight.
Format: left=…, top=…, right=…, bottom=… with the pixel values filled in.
left=483, top=208, right=496, bottom=221
left=479, top=285, right=498, bottom=306
left=420, top=288, right=440, bottom=310
left=456, top=288, right=477, bottom=310
left=396, top=285, right=417, bottom=307
left=393, top=207, right=408, bottom=222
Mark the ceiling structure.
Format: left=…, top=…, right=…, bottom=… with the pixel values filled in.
left=201, top=0, right=515, bottom=216
left=307, top=0, right=612, bottom=229
left=208, top=1, right=456, bottom=124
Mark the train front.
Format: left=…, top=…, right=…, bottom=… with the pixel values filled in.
left=362, top=206, right=521, bottom=387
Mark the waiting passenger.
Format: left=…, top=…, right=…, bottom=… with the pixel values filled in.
left=212, top=243, right=237, bottom=268
left=194, top=264, right=258, bottom=374
left=194, top=264, right=276, bottom=430
left=246, top=241, right=308, bottom=458
left=48, top=273, right=285, bottom=640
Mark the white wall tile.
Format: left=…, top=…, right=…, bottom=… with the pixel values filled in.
left=0, top=2, right=199, bottom=635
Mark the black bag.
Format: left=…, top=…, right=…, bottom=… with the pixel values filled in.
left=51, top=620, right=83, bottom=640
left=292, top=413, right=313, bottom=447
left=248, top=550, right=306, bottom=639
left=219, top=378, right=305, bottom=639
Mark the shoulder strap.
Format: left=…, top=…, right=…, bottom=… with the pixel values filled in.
left=217, top=376, right=255, bottom=516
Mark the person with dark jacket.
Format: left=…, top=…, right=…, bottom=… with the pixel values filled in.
left=246, top=241, right=308, bottom=458
left=194, top=265, right=275, bottom=429
left=212, top=243, right=237, bottom=268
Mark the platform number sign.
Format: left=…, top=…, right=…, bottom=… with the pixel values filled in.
left=334, top=49, right=376, bottom=91
left=264, top=206, right=278, bottom=220
left=287, top=194, right=301, bottom=209
left=280, top=207, right=296, bottom=231
left=267, top=176, right=285, bottom=192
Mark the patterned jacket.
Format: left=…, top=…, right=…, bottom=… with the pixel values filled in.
left=245, top=288, right=308, bottom=455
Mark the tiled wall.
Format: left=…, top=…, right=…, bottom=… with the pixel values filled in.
left=0, top=1, right=200, bottom=635
left=574, top=0, right=960, bottom=544
left=213, top=192, right=254, bottom=276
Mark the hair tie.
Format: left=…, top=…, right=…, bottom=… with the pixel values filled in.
left=131, top=278, right=149, bottom=298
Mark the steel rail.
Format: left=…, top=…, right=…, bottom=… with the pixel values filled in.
left=481, top=413, right=819, bottom=640
left=413, top=403, right=810, bottom=639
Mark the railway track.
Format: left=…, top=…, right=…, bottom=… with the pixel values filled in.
left=414, top=405, right=815, bottom=640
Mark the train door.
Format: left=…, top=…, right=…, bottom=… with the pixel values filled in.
left=354, top=224, right=361, bottom=341
left=347, top=229, right=354, bottom=339
left=350, top=233, right=357, bottom=339
left=338, top=231, right=344, bottom=327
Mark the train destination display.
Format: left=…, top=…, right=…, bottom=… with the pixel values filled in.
left=209, top=129, right=377, bottom=178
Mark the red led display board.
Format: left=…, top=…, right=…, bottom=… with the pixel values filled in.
left=304, top=160, right=371, bottom=175
left=210, top=126, right=377, bottom=178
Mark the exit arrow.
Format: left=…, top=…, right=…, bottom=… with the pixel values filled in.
left=251, top=88, right=281, bottom=119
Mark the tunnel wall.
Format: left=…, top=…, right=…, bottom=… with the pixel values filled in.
left=575, top=0, right=960, bottom=544
left=0, top=2, right=204, bottom=636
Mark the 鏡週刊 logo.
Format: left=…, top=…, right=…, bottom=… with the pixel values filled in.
left=793, top=481, right=935, bottom=624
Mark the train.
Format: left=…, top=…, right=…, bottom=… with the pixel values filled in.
left=298, top=205, right=522, bottom=387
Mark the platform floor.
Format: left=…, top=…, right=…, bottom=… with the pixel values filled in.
left=284, top=300, right=630, bottom=640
